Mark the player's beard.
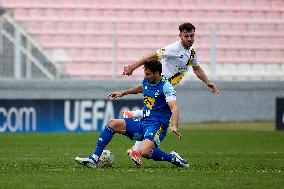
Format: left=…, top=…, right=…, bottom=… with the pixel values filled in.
left=183, top=41, right=192, bottom=49
left=186, top=41, right=193, bottom=47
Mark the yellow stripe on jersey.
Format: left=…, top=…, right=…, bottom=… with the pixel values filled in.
left=153, top=125, right=164, bottom=144
left=157, top=48, right=195, bottom=86
left=170, top=72, right=185, bottom=85
left=187, top=49, right=196, bottom=66
left=169, top=48, right=195, bottom=85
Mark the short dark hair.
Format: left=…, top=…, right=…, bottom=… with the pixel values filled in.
left=144, top=60, right=162, bottom=74
left=179, top=23, right=195, bottom=32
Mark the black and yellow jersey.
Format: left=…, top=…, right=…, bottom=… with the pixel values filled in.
left=156, top=40, right=198, bottom=86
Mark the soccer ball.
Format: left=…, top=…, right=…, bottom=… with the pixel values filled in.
left=98, top=150, right=114, bottom=167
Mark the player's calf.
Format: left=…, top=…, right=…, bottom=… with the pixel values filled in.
left=123, top=109, right=143, bottom=166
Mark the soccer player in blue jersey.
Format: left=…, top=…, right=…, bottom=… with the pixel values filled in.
left=75, top=60, right=189, bottom=168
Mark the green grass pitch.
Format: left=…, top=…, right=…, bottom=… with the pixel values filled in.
left=0, top=121, right=283, bottom=189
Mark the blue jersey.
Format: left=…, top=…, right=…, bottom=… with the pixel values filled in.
left=141, top=77, right=176, bottom=126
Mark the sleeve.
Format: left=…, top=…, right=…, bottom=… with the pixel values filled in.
left=163, top=82, right=177, bottom=102
left=155, top=43, right=179, bottom=60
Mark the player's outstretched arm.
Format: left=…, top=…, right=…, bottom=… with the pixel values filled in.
left=108, top=84, right=143, bottom=99
left=192, top=65, right=220, bottom=94
left=167, top=100, right=181, bottom=139
left=122, top=52, right=158, bottom=76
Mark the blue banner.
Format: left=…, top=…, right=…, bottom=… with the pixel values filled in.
left=0, top=99, right=142, bottom=133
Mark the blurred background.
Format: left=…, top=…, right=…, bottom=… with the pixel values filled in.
left=0, top=0, right=283, bottom=132
left=1, top=2, right=283, bottom=187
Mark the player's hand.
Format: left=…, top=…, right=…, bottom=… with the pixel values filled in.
left=207, top=82, right=220, bottom=94
left=108, top=91, right=124, bottom=99
left=122, top=65, right=134, bottom=76
left=171, top=126, right=181, bottom=139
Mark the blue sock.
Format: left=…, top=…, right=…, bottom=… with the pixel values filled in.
left=93, top=125, right=114, bottom=158
left=150, top=148, right=173, bottom=162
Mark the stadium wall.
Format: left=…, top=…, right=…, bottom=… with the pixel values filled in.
left=0, top=80, right=283, bottom=123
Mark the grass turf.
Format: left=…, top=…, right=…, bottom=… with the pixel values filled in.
left=0, top=121, right=283, bottom=189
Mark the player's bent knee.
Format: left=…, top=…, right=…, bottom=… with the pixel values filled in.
left=108, top=119, right=116, bottom=128
left=108, top=119, right=125, bottom=133
left=108, top=119, right=120, bottom=132
left=108, top=119, right=116, bottom=125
